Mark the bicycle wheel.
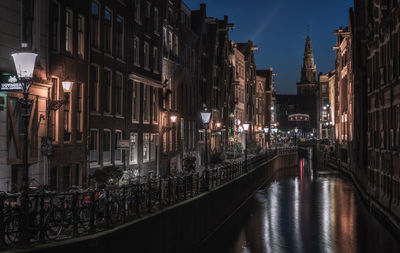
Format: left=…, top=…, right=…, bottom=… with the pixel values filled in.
left=4, top=215, right=20, bottom=246
left=45, top=208, right=64, bottom=240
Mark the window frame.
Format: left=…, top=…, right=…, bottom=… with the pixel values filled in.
left=116, top=15, right=124, bottom=59
left=90, top=64, right=100, bottom=112
left=115, top=72, right=124, bottom=117
left=89, top=129, right=99, bottom=166
left=77, top=15, right=85, bottom=59
left=104, top=7, right=113, bottom=54
left=114, top=130, right=123, bottom=164
left=144, top=42, right=150, bottom=70
left=132, top=81, right=140, bottom=123
left=91, top=1, right=100, bottom=48
left=134, top=36, right=140, bottom=66
left=135, top=0, right=141, bottom=24
left=65, top=8, right=73, bottom=54
left=153, top=46, right=159, bottom=73
left=63, top=85, right=72, bottom=143
left=76, top=82, right=83, bottom=142
left=154, top=7, right=159, bottom=35
left=103, top=68, right=112, bottom=114
left=129, top=132, right=138, bottom=165
left=103, top=129, right=112, bottom=164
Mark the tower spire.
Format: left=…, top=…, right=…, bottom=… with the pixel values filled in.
left=300, top=35, right=316, bottom=83
left=296, top=35, right=317, bottom=96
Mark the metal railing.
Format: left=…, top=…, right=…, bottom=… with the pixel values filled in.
left=0, top=148, right=296, bottom=249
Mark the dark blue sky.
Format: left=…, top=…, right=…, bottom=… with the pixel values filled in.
left=185, top=0, right=353, bottom=94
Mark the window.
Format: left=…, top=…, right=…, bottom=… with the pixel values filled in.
left=168, top=31, right=173, bottom=58
left=163, top=28, right=168, bottom=57
left=132, top=81, right=140, bottom=122
left=143, top=85, right=150, bottom=123
left=50, top=2, right=60, bottom=52
left=152, top=88, right=158, bottom=124
left=89, top=129, right=99, bottom=164
left=115, top=131, right=122, bottom=163
left=91, top=1, right=100, bottom=48
left=144, top=2, right=151, bottom=33
left=143, top=133, right=150, bottom=162
left=129, top=132, right=138, bottom=164
left=135, top=0, right=141, bottom=23
left=64, top=88, right=71, bottom=142
left=90, top=65, right=99, bottom=111
left=65, top=9, right=73, bottom=53
left=103, top=69, right=112, bottom=113
left=153, top=47, right=159, bottom=72
left=103, top=130, right=111, bottom=163
left=143, top=133, right=157, bottom=163
left=104, top=9, right=112, bottom=53
left=145, top=2, right=151, bottom=17
left=116, top=16, right=124, bottom=59
left=173, top=34, right=179, bottom=57
left=154, top=8, right=159, bottom=34
left=76, top=83, right=83, bottom=141
left=115, top=73, right=123, bottom=116
left=134, top=37, right=140, bottom=66
left=77, top=15, right=85, bottom=58
left=51, top=78, right=59, bottom=142
left=144, top=42, right=150, bottom=69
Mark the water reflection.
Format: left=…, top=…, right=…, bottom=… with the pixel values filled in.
left=197, top=159, right=400, bottom=253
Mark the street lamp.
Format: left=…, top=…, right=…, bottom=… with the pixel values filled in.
left=200, top=108, right=211, bottom=191
left=264, top=127, right=269, bottom=151
left=12, top=45, right=37, bottom=246
left=170, top=115, right=177, bottom=123
left=243, top=122, right=250, bottom=172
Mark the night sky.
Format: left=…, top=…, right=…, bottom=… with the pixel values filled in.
left=185, top=0, right=353, bottom=94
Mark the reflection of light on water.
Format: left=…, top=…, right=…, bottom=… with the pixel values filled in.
left=263, top=182, right=282, bottom=253
left=321, top=179, right=332, bottom=253
left=294, top=178, right=303, bottom=252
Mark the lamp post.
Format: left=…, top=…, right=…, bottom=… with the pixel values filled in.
left=200, top=108, right=211, bottom=191
left=243, top=122, right=250, bottom=172
left=12, top=45, right=37, bottom=246
left=264, top=127, right=269, bottom=152
left=170, top=115, right=178, bottom=172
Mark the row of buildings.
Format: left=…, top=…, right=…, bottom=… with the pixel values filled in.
left=0, top=0, right=275, bottom=192
left=315, top=0, right=400, bottom=222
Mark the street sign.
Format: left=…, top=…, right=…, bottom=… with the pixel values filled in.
left=117, top=139, right=130, bottom=149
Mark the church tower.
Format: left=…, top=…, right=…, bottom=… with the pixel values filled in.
left=297, top=35, right=318, bottom=96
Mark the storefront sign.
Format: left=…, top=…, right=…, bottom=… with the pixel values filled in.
left=0, top=76, right=23, bottom=91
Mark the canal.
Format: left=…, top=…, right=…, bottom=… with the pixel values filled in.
left=197, top=158, right=400, bottom=253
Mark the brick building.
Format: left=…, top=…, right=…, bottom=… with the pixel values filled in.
left=333, top=26, right=354, bottom=168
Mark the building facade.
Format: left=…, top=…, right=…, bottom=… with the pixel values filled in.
left=333, top=26, right=354, bottom=166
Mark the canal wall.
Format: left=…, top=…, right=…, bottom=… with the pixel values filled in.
left=10, top=152, right=298, bottom=253
left=322, top=151, right=400, bottom=239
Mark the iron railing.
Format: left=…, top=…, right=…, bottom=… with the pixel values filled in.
left=0, top=148, right=296, bottom=249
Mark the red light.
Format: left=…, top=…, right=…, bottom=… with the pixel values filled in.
left=300, top=116, right=303, bottom=119
left=295, top=116, right=298, bottom=120
left=305, top=117, right=308, bottom=120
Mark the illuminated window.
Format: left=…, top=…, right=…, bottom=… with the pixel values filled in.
left=129, top=132, right=138, bottom=164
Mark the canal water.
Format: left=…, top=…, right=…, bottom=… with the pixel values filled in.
left=197, top=158, right=400, bottom=253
